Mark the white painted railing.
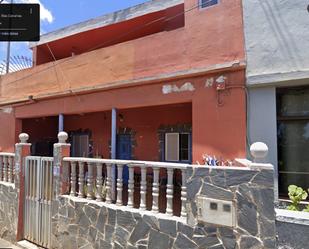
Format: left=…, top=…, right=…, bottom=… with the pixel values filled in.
left=63, top=157, right=188, bottom=218
left=0, top=152, right=15, bottom=183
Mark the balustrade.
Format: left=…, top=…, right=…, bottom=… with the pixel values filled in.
left=63, top=157, right=188, bottom=218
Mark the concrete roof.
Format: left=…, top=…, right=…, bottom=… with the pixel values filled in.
left=30, top=0, right=183, bottom=48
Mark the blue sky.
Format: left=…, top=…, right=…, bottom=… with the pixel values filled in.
left=0, top=0, right=149, bottom=63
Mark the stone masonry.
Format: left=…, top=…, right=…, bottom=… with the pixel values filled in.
left=51, top=165, right=276, bottom=249
left=0, top=182, right=18, bottom=243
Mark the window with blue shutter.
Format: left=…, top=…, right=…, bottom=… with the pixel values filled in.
left=200, top=0, right=218, bottom=9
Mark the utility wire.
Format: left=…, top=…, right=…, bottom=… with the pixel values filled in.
left=2, top=1, right=209, bottom=85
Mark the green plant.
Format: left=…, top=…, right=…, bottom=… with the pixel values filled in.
left=287, top=185, right=308, bottom=211
left=303, top=204, right=309, bottom=212
left=83, top=180, right=107, bottom=200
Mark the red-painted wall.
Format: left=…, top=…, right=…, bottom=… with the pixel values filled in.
left=0, top=110, right=20, bottom=152
left=0, top=0, right=245, bottom=104
left=11, top=70, right=246, bottom=162
left=63, top=103, right=192, bottom=161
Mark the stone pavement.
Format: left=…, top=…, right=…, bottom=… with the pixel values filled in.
left=0, top=239, right=22, bottom=249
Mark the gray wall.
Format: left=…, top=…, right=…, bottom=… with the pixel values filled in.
left=243, top=0, right=309, bottom=86
left=52, top=165, right=276, bottom=249
left=277, top=221, right=309, bottom=249
left=0, top=183, right=18, bottom=243
left=248, top=87, right=278, bottom=197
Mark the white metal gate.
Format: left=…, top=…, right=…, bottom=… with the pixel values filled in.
left=24, top=156, right=53, bottom=248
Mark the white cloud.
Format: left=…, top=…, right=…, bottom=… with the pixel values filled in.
left=3, top=0, right=54, bottom=23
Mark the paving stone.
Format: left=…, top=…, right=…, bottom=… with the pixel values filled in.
left=159, top=219, right=177, bottom=238
left=100, top=239, right=112, bottom=249
left=114, top=241, right=124, bottom=249
left=239, top=236, right=263, bottom=249
left=203, top=226, right=217, bottom=235
left=116, top=210, right=136, bottom=230
left=251, top=170, right=273, bottom=187
left=221, top=237, right=236, bottom=249
left=263, top=238, right=276, bottom=249
left=104, top=224, right=115, bottom=243
left=237, top=192, right=258, bottom=236
left=225, top=169, right=256, bottom=187
left=129, top=219, right=151, bottom=244
left=68, top=224, right=78, bottom=234
left=175, top=233, right=198, bottom=249
left=108, top=207, right=116, bottom=226
left=209, top=169, right=226, bottom=188
left=115, top=226, right=130, bottom=247
left=78, top=210, right=91, bottom=228
left=96, top=207, right=107, bottom=234
left=85, top=205, right=98, bottom=224
left=177, top=222, right=194, bottom=239
left=194, top=225, right=206, bottom=236
left=252, top=188, right=275, bottom=220
left=193, top=167, right=209, bottom=178
left=88, top=226, right=97, bottom=242
left=143, top=215, right=160, bottom=230
left=148, top=229, right=170, bottom=249
left=200, top=183, right=233, bottom=201
left=260, top=216, right=276, bottom=239
left=79, top=243, right=93, bottom=249
left=187, top=178, right=202, bottom=201
left=209, top=244, right=224, bottom=249
left=218, top=227, right=235, bottom=238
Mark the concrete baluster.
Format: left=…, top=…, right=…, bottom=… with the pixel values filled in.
left=128, top=165, right=134, bottom=208
left=105, top=164, right=112, bottom=204
left=3, top=156, right=8, bottom=182
left=152, top=167, right=160, bottom=213
left=181, top=169, right=187, bottom=218
left=70, top=162, right=77, bottom=196
left=78, top=162, right=85, bottom=198
left=116, top=164, right=123, bottom=206
left=96, top=163, right=103, bottom=201
left=140, top=167, right=147, bottom=210
left=0, top=156, right=3, bottom=181
left=87, top=162, right=94, bottom=200
left=166, top=168, right=174, bottom=216
left=8, top=156, right=13, bottom=183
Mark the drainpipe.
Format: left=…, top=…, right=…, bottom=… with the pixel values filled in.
left=58, top=114, right=64, bottom=133
left=111, top=108, right=117, bottom=200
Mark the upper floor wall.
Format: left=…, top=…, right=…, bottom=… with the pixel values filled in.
left=0, top=0, right=245, bottom=104
left=243, top=0, right=309, bottom=86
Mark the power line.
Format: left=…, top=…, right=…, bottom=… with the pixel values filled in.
left=2, top=1, right=210, bottom=86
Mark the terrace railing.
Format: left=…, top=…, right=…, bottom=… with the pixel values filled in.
left=0, top=152, right=15, bottom=183
left=63, top=157, right=188, bottom=218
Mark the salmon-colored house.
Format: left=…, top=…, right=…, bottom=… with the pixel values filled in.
left=0, top=0, right=246, bottom=164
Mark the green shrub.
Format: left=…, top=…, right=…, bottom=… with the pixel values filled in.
left=303, top=204, right=309, bottom=212
left=287, top=185, right=308, bottom=211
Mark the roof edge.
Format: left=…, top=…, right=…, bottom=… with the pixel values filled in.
left=29, top=0, right=183, bottom=48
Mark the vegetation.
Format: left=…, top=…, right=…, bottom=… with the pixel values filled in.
left=287, top=185, right=308, bottom=211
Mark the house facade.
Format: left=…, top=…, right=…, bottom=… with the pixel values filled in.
left=0, top=0, right=246, bottom=165
left=243, top=0, right=309, bottom=196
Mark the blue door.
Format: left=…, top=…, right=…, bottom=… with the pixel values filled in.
left=117, top=134, right=131, bottom=184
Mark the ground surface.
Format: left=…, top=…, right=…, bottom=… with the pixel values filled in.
left=0, top=239, right=22, bottom=249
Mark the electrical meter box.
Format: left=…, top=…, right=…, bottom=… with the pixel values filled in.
left=196, top=196, right=236, bottom=227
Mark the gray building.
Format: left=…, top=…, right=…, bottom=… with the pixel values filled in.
left=243, top=0, right=309, bottom=198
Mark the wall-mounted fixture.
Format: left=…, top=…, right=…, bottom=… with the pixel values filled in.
left=196, top=196, right=236, bottom=227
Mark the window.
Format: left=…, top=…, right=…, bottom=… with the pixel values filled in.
left=72, top=134, right=89, bottom=157
left=200, top=0, right=218, bottom=9
left=165, top=133, right=191, bottom=162
left=277, top=88, right=309, bottom=196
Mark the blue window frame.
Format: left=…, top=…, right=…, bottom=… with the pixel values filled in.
left=200, top=0, right=218, bottom=9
